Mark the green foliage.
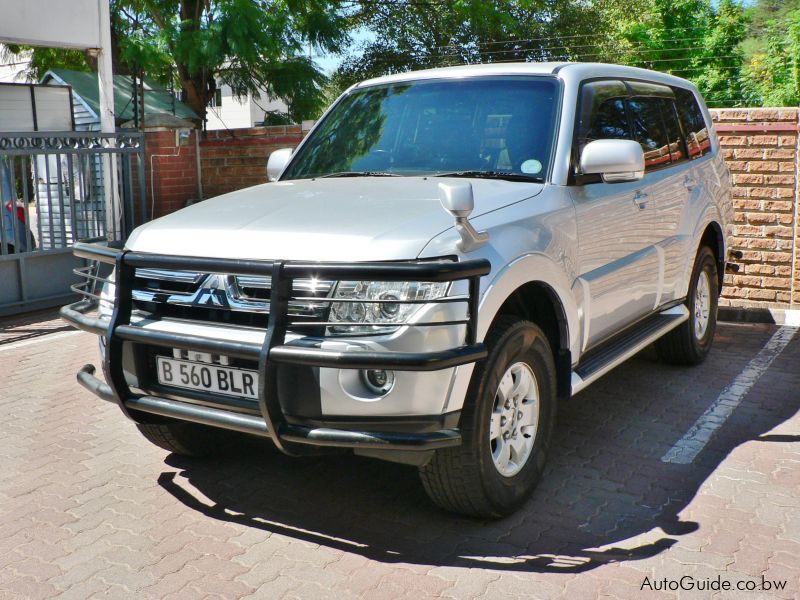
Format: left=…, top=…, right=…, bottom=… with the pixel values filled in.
left=745, top=0, right=800, bottom=41
left=3, top=45, right=91, bottom=80
left=12, top=0, right=349, bottom=123
left=612, top=0, right=748, bottom=106
left=334, top=0, right=750, bottom=107
left=12, top=0, right=798, bottom=113
left=116, top=0, right=350, bottom=121
left=742, top=9, right=800, bottom=106
left=692, top=0, right=749, bottom=107
left=260, top=110, right=293, bottom=126
left=334, top=0, right=613, bottom=94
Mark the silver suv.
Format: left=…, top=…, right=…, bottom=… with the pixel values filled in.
left=63, top=63, right=732, bottom=518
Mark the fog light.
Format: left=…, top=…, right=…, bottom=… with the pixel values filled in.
left=361, top=369, right=395, bottom=395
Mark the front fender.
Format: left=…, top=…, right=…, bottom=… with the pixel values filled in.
left=443, top=252, right=580, bottom=413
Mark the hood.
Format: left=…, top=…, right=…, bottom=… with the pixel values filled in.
left=126, top=177, right=543, bottom=261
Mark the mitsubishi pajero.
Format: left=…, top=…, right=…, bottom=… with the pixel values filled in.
left=63, top=63, right=732, bottom=517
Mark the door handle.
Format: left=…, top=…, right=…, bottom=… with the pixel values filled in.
left=632, top=190, right=649, bottom=210
left=684, top=175, right=697, bottom=191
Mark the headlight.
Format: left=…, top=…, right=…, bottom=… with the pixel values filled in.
left=328, top=280, right=449, bottom=335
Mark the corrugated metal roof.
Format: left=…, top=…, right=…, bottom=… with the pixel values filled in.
left=42, top=68, right=198, bottom=122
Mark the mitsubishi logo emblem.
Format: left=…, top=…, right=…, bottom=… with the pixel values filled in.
left=193, top=275, right=231, bottom=308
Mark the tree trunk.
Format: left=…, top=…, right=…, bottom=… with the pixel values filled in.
left=177, top=0, right=208, bottom=126
left=181, top=77, right=207, bottom=123
left=83, top=16, right=126, bottom=74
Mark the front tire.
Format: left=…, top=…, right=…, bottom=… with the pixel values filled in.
left=656, top=245, right=719, bottom=365
left=136, top=420, right=240, bottom=457
left=419, top=317, right=557, bottom=518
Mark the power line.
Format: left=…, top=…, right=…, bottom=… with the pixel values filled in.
left=430, top=44, right=739, bottom=62
left=346, top=0, right=712, bottom=39
left=409, top=34, right=725, bottom=56
left=347, top=52, right=747, bottom=70
left=336, top=18, right=718, bottom=49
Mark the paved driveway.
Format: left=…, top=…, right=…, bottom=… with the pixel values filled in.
left=0, top=312, right=798, bottom=599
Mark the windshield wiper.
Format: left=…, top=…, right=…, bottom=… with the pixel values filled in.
left=433, top=170, right=544, bottom=183
left=319, top=171, right=402, bottom=178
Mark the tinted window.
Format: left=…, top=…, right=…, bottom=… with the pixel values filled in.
left=627, top=97, right=672, bottom=170
left=282, top=77, right=559, bottom=180
left=575, top=80, right=631, bottom=156
left=674, top=88, right=711, bottom=159
left=663, top=100, right=687, bottom=164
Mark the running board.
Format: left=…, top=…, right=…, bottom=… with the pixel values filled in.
left=571, top=305, right=689, bottom=395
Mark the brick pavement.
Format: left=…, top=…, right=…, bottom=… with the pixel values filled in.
left=0, top=317, right=798, bottom=599
left=0, top=309, right=72, bottom=345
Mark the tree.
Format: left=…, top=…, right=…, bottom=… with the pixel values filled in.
left=693, top=0, right=749, bottom=107
left=334, top=0, right=620, bottom=93
left=741, top=9, right=800, bottom=106
left=745, top=0, right=800, bottom=41
left=8, top=1, right=350, bottom=124
left=334, top=0, right=750, bottom=108
left=121, top=0, right=351, bottom=122
left=615, top=0, right=748, bottom=107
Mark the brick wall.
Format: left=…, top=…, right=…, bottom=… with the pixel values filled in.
left=199, top=125, right=306, bottom=198
left=711, top=108, right=799, bottom=311
left=142, top=129, right=200, bottom=219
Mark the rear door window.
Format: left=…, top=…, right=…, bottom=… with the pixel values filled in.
left=626, top=96, right=672, bottom=171
left=674, top=88, right=711, bottom=159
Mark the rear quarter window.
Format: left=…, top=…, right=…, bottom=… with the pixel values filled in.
left=674, top=88, right=711, bottom=159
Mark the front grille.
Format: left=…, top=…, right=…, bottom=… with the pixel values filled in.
left=227, top=275, right=334, bottom=317
left=135, top=268, right=207, bottom=295
left=131, top=269, right=335, bottom=330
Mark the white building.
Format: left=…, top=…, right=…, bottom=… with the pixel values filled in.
left=205, top=82, right=289, bottom=130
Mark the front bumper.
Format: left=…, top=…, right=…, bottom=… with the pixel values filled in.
left=62, top=242, right=490, bottom=455
left=74, top=363, right=462, bottom=451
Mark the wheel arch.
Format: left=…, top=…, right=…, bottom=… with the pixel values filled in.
left=699, top=221, right=725, bottom=292
left=492, top=281, right=573, bottom=400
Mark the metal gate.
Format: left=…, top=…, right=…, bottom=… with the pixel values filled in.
left=0, top=132, right=146, bottom=316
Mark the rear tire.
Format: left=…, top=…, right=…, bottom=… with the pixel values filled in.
left=136, top=421, right=240, bottom=457
left=419, top=317, right=557, bottom=518
left=656, top=245, right=719, bottom=366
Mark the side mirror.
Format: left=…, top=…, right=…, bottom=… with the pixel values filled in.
left=267, top=148, right=293, bottom=182
left=438, top=181, right=474, bottom=218
left=580, top=139, right=644, bottom=183
left=438, top=182, right=488, bottom=252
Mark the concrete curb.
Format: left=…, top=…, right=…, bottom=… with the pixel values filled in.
left=719, top=307, right=800, bottom=326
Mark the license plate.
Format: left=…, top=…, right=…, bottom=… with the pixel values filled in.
left=156, top=356, right=259, bottom=399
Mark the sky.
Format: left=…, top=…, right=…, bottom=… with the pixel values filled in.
left=314, top=27, right=375, bottom=75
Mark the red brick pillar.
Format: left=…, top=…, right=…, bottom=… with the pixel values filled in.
left=711, top=108, right=799, bottom=311
left=143, top=128, right=200, bottom=219
left=199, top=125, right=307, bottom=198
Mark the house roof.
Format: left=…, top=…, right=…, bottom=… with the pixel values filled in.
left=42, top=68, right=198, bottom=122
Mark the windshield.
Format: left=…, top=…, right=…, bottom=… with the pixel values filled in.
left=282, top=76, right=559, bottom=181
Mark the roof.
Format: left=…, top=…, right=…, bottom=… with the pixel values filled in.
left=354, top=62, right=695, bottom=91
left=41, top=68, right=198, bottom=122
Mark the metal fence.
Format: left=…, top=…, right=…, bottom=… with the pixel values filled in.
left=0, top=131, right=146, bottom=316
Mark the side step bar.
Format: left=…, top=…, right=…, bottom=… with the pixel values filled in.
left=571, top=305, right=689, bottom=395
